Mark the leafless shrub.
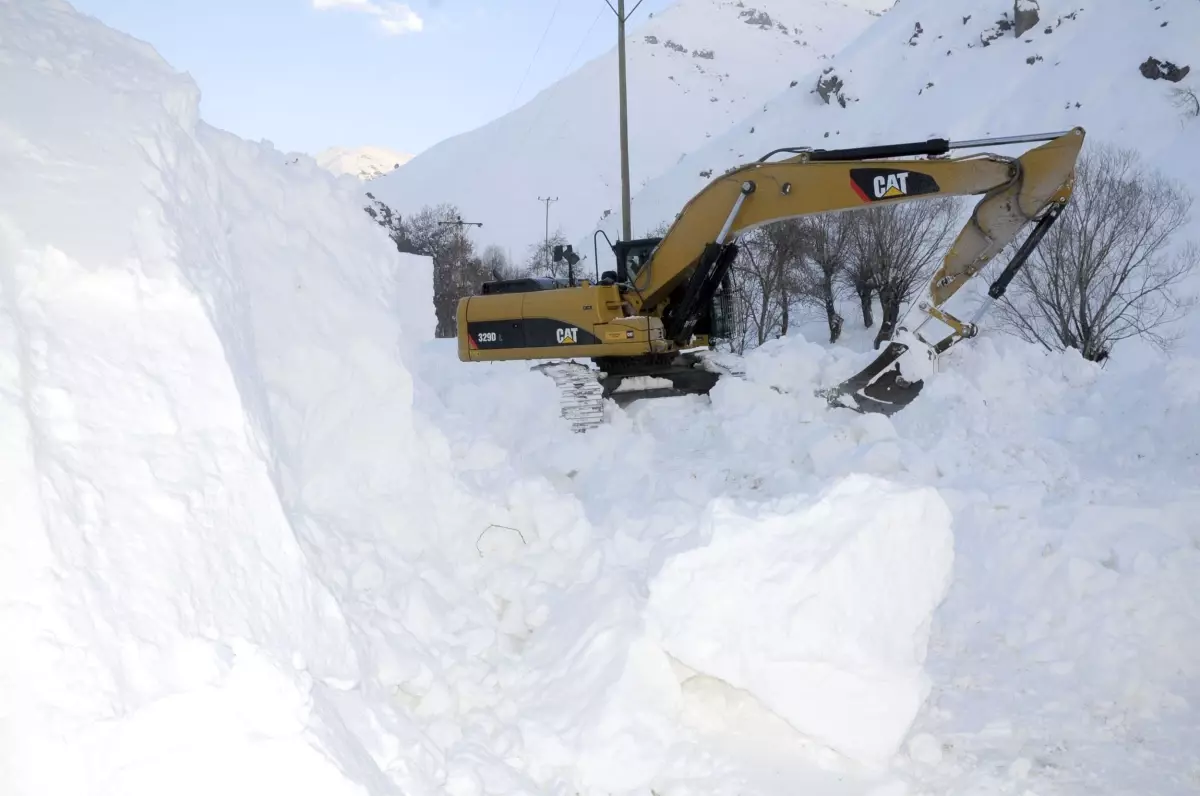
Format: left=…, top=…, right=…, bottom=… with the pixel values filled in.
left=1171, top=86, right=1200, bottom=119
left=992, top=143, right=1198, bottom=361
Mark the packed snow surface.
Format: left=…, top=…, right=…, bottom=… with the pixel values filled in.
left=5, top=1, right=1200, bottom=796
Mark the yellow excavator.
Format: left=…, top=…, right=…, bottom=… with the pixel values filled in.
left=456, top=127, right=1085, bottom=430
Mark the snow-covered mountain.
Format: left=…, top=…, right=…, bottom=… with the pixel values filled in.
left=316, top=144, right=412, bottom=180
left=371, top=0, right=895, bottom=256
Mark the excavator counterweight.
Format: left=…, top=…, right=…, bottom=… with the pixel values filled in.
left=455, top=127, right=1086, bottom=430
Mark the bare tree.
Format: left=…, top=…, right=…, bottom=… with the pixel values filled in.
left=641, top=219, right=673, bottom=238
left=524, top=228, right=571, bottom=279
left=992, top=144, right=1198, bottom=361
left=795, top=212, right=855, bottom=343
left=840, top=244, right=877, bottom=330
left=361, top=200, right=491, bottom=337
left=851, top=197, right=962, bottom=348
left=719, top=265, right=757, bottom=354
left=735, top=221, right=807, bottom=345
left=481, top=244, right=524, bottom=281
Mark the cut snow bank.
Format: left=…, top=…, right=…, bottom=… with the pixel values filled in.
left=0, top=2, right=479, bottom=794
left=647, top=475, right=954, bottom=767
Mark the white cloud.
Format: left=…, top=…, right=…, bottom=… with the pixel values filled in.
left=312, top=0, right=424, bottom=35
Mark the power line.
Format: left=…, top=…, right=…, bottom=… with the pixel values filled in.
left=561, top=6, right=605, bottom=79
left=508, top=0, right=565, bottom=111
left=518, top=4, right=605, bottom=146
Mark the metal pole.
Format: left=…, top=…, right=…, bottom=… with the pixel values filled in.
left=538, top=196, right=558, bottom=272
left=617, top=0, right=631, bottom=241
left=604, top=0, right=642, bottom=240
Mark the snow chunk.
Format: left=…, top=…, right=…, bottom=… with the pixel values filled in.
left=645, top=474, right=954, bottom=767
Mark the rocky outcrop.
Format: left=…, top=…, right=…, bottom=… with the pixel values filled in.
left=1140, top=57, right=1191, bottom=83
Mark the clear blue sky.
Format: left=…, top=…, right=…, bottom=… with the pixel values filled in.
left=69, top=0, right=675, bottom=157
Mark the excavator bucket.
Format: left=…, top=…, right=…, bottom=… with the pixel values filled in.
left=818, top=342, right=923, bottom=416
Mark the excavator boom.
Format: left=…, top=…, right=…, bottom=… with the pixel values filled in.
left=633, top=128, right=1085, bottom=314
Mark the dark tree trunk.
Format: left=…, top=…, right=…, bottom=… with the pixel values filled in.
left=780, top=288, right=790, bottom=337
left=434, top=300, right=456, bottom=338
left=822, top=272, right=843, bottom=343
left=874, top=286, right=902, bottom=349
left=857, top=284, right=874, bottom=328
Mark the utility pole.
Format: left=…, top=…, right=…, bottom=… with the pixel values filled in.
left=538, top=195, right=558, bottom=272
left=605, top=0, right=643, bottom=242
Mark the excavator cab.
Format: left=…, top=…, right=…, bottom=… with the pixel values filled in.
left=605, top=236, right=732, bottom=348
left=613, top=237, right=659, bottom=281
left=596, top=236, right=657, bottom=284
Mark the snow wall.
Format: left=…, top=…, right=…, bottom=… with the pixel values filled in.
left=0, top=3, right=956, bottom=795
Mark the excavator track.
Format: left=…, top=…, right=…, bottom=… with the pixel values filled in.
left=596, top=352, right=722, bottom=407
left=532, top=352, right=728, bottom=432
left=531, top=361, right=606, bottom=433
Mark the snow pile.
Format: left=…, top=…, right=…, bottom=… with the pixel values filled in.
left=420, top=324, right=1200, bottom=795
left=373, top=0, right=895, bottom=254
left=647, top=475, right=955, bottom=767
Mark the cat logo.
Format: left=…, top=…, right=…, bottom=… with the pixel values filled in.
left=556, top=326, right=579, bottom=344
left=850, top=167, right=940, bottom=203
left=873, top=171, right=910, bottom=198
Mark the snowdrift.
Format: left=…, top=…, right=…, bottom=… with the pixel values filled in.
left=1, top=3, right=957, bottom=796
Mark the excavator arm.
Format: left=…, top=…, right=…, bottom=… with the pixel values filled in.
left=631, top=128, right=1085, bottom=345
